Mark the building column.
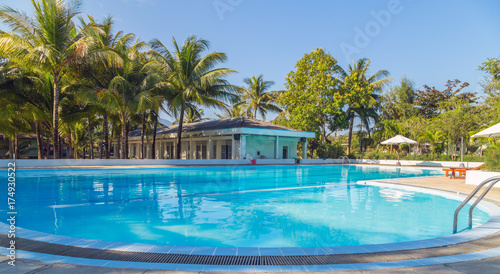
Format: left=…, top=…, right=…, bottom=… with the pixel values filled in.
left=214, top=140, right=218, bottom=159
left=208, top=137, right=213, bottom=159
left=158, top=141, right=163, bottom=159
left=172, top=139, right=176, bottom=159
left=302, top=138, right=308, bottom=159
left=189, top=135, right=194, bottom=159
left=231, top=135, right=236, bottom=159
left=275, top=136, right=280, bottom=159
left=240, top=135, right=246, bottom=159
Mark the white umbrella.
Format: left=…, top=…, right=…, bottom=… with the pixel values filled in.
left=381, top=135, right=418, bottom=166
left=472, top=122, right=500, bottom=138
left=381, top=135, right=418, bottom=145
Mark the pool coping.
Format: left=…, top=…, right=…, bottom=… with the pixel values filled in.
left=2, top=180, right=500, bottom=266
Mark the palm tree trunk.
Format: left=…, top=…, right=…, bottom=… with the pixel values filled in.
left=121, top=120, right=127, bottom=159
left=321, top=117, right=326, bottom=145
left=14, top=134, right=19, bottom=159
left=347, top=116, right=354, bottom=155
left=66, top=125, right=73, bottom=159
left=59, top=135, right=62, bottom=158
left=52, top=76, right=60, bottom=159
left=103, top=114, right=109, bottom=159
left=8, top=138, right=13, bottom=159
left=254, top=108, right=257, bottom=120
left=365, top=119, right=371, bottom=139
left=141, top=111, right=146, bottom=159
left=125, top=123, right=129, bottom=159
left=359, top=119, right=363, bottom=153
left=176, top=106, right=185, bottom=159
left=88, top=117, right=94, bottom=159
left=36, top=122, right=43, bottom=159
left=117, top=129, right=121, bottom=159
left=151, top=111, right=158, bottom=159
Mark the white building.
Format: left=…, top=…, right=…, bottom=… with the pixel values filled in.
left=124, top=117, right=315, bottom=160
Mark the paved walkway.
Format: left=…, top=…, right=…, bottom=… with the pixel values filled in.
left=3, top=176, right=500, bottom=273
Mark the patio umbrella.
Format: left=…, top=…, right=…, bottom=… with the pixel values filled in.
left=381, top=135, right=418, bottom=166
left=472, top=122, right=500, bottom=138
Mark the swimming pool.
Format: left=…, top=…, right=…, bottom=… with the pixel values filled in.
left=2, top=165, right=491, bottom=248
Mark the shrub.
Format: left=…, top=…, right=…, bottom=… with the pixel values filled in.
left=317, top=143, right=345, bottom=159
left=432, top=144, right=445, bottom=155
left=484, top=146, right=500, bottom=172
left=365, top=151, right=380, bottom=159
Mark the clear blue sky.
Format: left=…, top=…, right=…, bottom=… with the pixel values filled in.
left=2, top=0, right=500, bottom=122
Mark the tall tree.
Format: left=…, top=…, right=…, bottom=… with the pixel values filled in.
left=173, top=105, right=207, bottom=124
left=149, top=36, right=236, bottom=159
left=338, top=58, right=392, bottom=155
left=415, top=79, right=474, bottom=118
left=479, top=57, right=500, bottom=124
left=0, top=0, right=120, bottom=158
left=240, top=75, right=281, bottom=120
left=435, top=98, right=482, bottom=160
left=277, top=48, right=346, bottom=146
left=216, top=97, right=246, bottom=119
left=380, top=76, right=417, bottom=120
left=75, top=16, right=134, bottom=159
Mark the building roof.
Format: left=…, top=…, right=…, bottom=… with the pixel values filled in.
left=129, top=117, right=303, bottom=137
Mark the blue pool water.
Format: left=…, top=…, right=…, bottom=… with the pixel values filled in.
left=1, top=165, right=491, bottom=247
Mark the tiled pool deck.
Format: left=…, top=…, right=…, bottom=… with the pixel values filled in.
left=2, top=175, right=500, bottom=272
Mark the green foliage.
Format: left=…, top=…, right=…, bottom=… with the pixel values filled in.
left=381, top=76, right=417, bottom=120
left=434, top=98, right=483, bottom=160
left=149, top=36, right=237, bottom=159
left=358, top=151, right=484, bottom=162
left=240, top=75, right=281, bottom=120
left=277, top=48, right=345, bottom=143
left=415, top=79, right=476, bottom=118
left=479, top=57, right=500, bottom=81
left=317, top=143, right=345, bottom=159
left=484, top=145, right=500, bottom=172
left=339, top=58, right=392, bottom=154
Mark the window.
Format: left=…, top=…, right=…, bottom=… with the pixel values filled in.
left=133, top=145, right=137, bottom=157
left=165, top=143, right=174, bottom=159
left=196, top=142, right=207, bottom=159
left=282, top=146, right=288, bottom=159
left=212, top=140, right=217, bottom=159
left=221, top=141, right=232, bottom=159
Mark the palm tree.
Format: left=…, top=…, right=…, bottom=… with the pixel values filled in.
left=0, top=61, right=53, bottom=159
left=240, top=75, right=281, bottom=120
left=75, top=16, right=134, bottom=159
left=378, top=120, right=399, bottom=153
left=149, top=36, right=236, bottom=159
left=418, top=130, right=446, bottom=155
left=0, top=0, right=121, bottom=158
left=101, top=40, right=156, bottom=159
left=338, top=58, right=392, bottom=155
left=357, top=104, right=380, bottom=152
left=173, top=105, right=207, bottom=124
left=216, top=97, right=246, bottom=119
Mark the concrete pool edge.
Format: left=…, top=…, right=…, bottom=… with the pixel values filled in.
left=3, top=246, right=500, bottom=272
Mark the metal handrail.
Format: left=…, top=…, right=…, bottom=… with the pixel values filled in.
left=453, top=176, right=500, bottom=233
left=339, top=156, right=349, bottom=164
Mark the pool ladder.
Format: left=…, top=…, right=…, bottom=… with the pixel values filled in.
left=453, top=175, right=500, bottom=233
left=339, top=156, right=349, bottom=164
